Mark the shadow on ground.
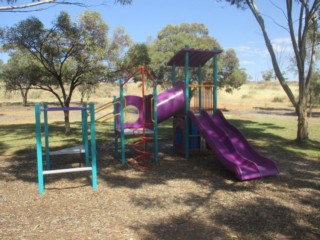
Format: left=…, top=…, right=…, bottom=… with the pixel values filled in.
left=1, top=118, right=319, bottom=240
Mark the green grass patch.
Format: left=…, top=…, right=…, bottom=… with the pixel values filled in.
left=272, top=96, right=285, bottom=103
left=227, top=116, right=320, bottom=158
left=1, top=116, right=319, bottom=159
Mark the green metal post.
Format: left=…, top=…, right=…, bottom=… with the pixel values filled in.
left=35, top=104, right=44, bottom=194
left=185, top=45, right=190, bottom=160
left=89, top=103, right=98, bottom=190
left=153, top=81, right=158, bottom=165
left=198, top=64, right=202, bottom=112
left=213, top=51, right=218, bottom=113
left=120, top=80, right=126, bottom=165
left=82, top=103, right=89, bottom=166
left=113, top=96, right=119, bottom=159
left=172, top=64, right=176, bottom=84
left=43, top=103, right=50, bottom=170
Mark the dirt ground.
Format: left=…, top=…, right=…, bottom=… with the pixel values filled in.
left=0, top=100, right=320, bottom=240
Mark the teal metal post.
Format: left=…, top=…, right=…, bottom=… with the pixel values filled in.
left=35, top=104, right=44, bottom=194
left=153, top=81, right=158, bottom=165
left=89, top=103, right=98, bottom=190
left=213, top=51, right=218, bottom=113
left=43, top=103, right=50, bottom=170
left=113, top=96, right=119, bottom=159
left=82, top=103, right=89, bottom=166
left=185, top=45, right=190, bottom=160
left=198, top=64, right=203, bottom=112
left=172, top=64, right=176, bottom=84
left=119, top=80, right=126, bottom=165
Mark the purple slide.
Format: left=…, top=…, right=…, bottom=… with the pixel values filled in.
left=188, top=110, right=279, bottom=180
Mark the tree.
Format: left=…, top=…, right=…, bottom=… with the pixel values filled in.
left=220, top=0, right=320, bottom=142
left=0, top=50, right=43, bottom=106
left=125, top=43, right=151, bottom=69
left=105, top=27, right=133, bottom=81
left=262, top=69, right=275, bottom=81
left=1, top=10, right=108, bottom=133
left=120, top=43, right=152, bottom=84
left=219, top=49, right=247, bottom=92
left=308, top=70, right=320, bottom=117
left=148, top=23, right=247, bottom=91
left=0, top=59, right=3, bottom=75
left=0, top=0, right=102, bottom=12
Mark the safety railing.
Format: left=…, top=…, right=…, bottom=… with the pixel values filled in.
left=189, top=82, right=214, bottom=115
left=95, top=98, right=126, bottom=123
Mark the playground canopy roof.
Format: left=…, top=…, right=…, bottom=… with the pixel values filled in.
left=167, top=48, right=223, bottom=67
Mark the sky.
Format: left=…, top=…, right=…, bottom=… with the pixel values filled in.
left=0, top=0, right=301, bottom=81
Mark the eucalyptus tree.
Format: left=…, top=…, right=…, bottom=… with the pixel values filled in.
left=219, top=0, right=320, bottom=142
left=105, top=27, right=133, bottom=82
left=1, top=10, right=108, bottom=133
left=148, top=23, right=247, bottom=92
left=0, top=0, right=133, bottom=12
left=1, top=50, right=43, bottom=106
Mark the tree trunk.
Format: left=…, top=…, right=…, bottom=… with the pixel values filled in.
left=245, top=1, right=314, bottom=142
left=64, top=110, right=71, bottom=134
left=20, top=88, right=28, bottom=107
left=307, top=92, right=313, bottom=118
left=296, top=105, right=308, bottom=142
left=22, top=93, right=28, bottom=107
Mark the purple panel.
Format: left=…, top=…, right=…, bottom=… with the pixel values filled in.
left=167, top=48, right=223, bottom=67
left=117, top=95, right=144, bottom=129
left=144, top=94, right=153, bottom=126
left=173, top=116, right=186, bottom=154
left=156, top=81, right=186, bottom=123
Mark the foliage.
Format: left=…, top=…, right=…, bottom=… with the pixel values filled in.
left=106, top=27, right=133, bottom=81
left=219, top=49, right=247, bottom=92
left=115, top=0, right=132, bottom=5
left=125, top=43, right=151, bottom=69
left=0, top=0, right=133, bottom=12
left=262, top=69, right=275, bottom=82
left=219, top=0, right=320, bottom=142
left=308, top=70, right=320, bottom=115
left=1, top=10, right=108, bottom=133
left=121, top=43, right=152, bottom=82
left=0, top=59, right=3, bottom=76
left=148, top=23, right=247, bottom=91
left=0, top=50, right=44, bottom=106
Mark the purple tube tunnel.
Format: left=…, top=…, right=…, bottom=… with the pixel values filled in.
left=117, top=82, right=186, bottom=130
left=156, top=81, right=185, bottom=123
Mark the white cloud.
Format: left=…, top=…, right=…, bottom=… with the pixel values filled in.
left=272, top=37, right=291, bottom=44
left=235, top=45, right=252, bottom=52
left=233, top=45, right=269, bottom=58
left=240, top=60, right=256, bottom=65
left=232, top=36, right=294, bottom=60
left=271, top=37, right=294, bottom=54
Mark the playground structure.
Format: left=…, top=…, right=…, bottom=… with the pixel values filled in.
left=35, top=46, right=278, bottom=194
left=96, top=66, right=159, bottom=169
left=95, top=46, right=278, bottom=179
left=35, top=103, right=97, bottom=194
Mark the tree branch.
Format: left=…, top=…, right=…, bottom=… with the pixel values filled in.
left=0, top=0, right=55, bottom=11
left=246, top=0, right=298, bottom=108
left=0, top=0, right=106, bottom=12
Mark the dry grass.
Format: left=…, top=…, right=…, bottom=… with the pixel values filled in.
left=0, top=82, right=319, bottom=240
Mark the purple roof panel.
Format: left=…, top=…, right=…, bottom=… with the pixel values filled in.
left=167, top=48, right=223, bottom=67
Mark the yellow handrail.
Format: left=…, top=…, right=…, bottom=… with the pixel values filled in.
left=95, top=98, right=127, bottom=123
left=189, top=83, right=214, bottom=88
left=95, top=100, right=120, bottom=113
left=96, top=112, right=120, bottom=123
